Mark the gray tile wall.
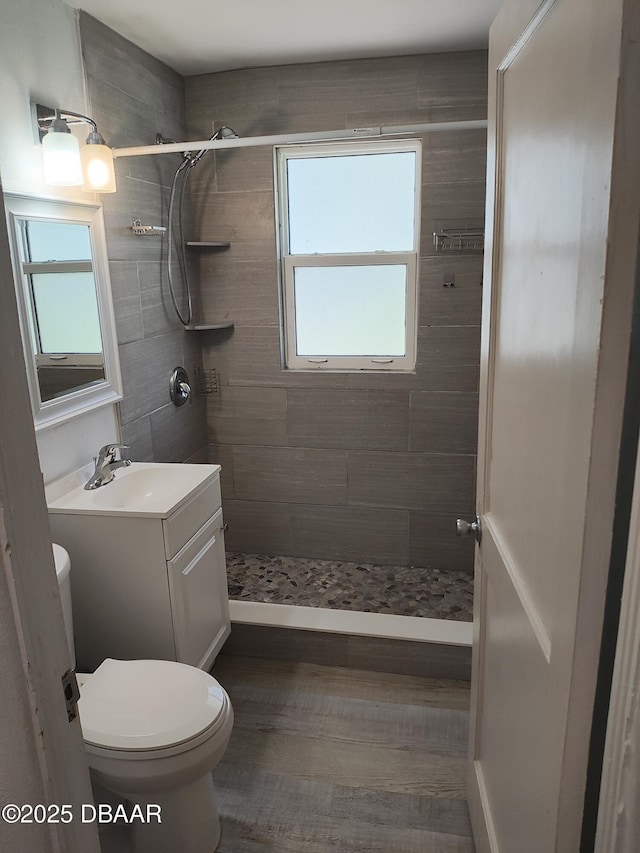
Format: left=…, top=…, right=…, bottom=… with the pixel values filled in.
left=79, top=13, right=207, bottom=463
left=181, top=52, right=488, bottom=571
left=221, top=624, right=472, bottom=680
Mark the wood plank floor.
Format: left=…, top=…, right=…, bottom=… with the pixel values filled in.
left=210, top=655, right=475, bottom=852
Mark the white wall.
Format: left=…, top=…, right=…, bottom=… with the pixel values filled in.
left=0, top=0, right=119, bottom=483
left=0, top=0, right=86, bottom=198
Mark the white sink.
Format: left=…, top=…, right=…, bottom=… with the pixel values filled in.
left=47, top=462, right=221, bottom=518
left=91, top=466, right=207, bottom=509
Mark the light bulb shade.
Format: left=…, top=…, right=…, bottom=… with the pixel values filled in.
left=80, top=142, right=116, bottom=193
left=42, top=126, right=83, bottom=186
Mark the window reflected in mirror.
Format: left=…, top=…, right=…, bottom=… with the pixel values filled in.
left=19, top=219, right=105, bottom=401
left=5, top=195, right=122, bottom=430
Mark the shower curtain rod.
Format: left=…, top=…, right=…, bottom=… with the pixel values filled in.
left=112, top=119, right=487, bottom=159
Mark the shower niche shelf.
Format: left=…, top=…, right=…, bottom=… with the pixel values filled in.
left=184, top=322, right=234, bottom=332
left=185, top=241, right=231, bottom=250
left=184, top=241, right=233, bottom=330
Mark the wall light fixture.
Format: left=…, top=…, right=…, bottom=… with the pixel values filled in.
left=34, top=104, right=116, bottom=193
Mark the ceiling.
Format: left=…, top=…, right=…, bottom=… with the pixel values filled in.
left=63, top=0, right=503, bottom=76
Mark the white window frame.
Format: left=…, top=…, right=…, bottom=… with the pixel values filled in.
left=274, top=138, right=422, bottom=372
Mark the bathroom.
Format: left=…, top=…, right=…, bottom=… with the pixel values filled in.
left=1, top=0, right=639, bottom=851
left=0, top=0, right=487, bottom=848
left=6, top=13, right=486, bottom=635
left=86, top=18, right=486, bottom=633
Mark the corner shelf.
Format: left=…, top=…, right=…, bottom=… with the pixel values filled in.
left=185, top=241, right=231, bottom=250
left=184, top=322, right=234, bottom=332
left=183, top=241, right=233, bottom=329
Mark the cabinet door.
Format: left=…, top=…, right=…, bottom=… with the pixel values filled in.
left=167, top=508, right=230, bottom=669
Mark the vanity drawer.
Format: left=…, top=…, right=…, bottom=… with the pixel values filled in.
left=162, top=474, right=222, bottom=559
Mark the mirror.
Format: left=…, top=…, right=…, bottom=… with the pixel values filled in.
left=5, top=194, right=122, bottom=430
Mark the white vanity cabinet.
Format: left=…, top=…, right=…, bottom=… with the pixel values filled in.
left=167, top=508, right=227, bottom=667
left=48, top=463, right=230, bottom=673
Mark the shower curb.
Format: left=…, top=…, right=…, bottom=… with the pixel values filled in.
left=221, top=601, right=472, bottom=681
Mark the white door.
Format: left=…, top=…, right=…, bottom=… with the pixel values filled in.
left=467, top=0, right=640, bottom=850
left=0, top=183, right=100, bottom=852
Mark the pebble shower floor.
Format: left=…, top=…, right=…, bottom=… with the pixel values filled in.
left=225, top=552, right=473, bottom=621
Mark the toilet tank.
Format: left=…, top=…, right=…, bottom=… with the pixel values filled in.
left=53, top=543, right=76, bottom=669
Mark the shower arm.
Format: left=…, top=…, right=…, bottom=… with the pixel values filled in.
left=112, top=119, right=487, bottom=160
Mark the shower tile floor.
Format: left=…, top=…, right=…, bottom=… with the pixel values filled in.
left=226, top=552, right=474, bottom=621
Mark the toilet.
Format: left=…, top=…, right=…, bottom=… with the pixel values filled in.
left=53, top=543, right=234, bottom=853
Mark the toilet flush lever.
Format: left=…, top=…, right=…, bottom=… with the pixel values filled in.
left=456, top=515, right=482, bottom=544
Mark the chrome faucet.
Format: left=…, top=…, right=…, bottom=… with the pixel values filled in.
left=84, top=444, right=131, bottom=490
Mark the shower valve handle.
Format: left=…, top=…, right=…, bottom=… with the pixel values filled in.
left=170, top=367, right=192, bottom=406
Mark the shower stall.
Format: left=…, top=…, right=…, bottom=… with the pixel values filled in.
left=115, top=112, right=484, bottom=647
left=225, top=552, right=474, bottom=620
left=74, top=21, right=488, bottom=655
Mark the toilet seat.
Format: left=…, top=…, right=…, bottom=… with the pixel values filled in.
left=79, top=658, right=227, bottom=753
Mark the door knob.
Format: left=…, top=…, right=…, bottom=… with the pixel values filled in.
left=456, top=516, right=482, bottom=543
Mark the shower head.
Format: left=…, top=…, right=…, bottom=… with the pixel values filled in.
left=156, top=132, right=194, bottom=167
left=156, top=132, right=176, bottom=145
left=156, top=126, right=240, bottom=169
left=189, top=125, right=239, bottom=166
left=215, top=126, right=239, bottom=140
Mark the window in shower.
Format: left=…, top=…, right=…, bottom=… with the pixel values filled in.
left=274, top=138, right=422, bottom=371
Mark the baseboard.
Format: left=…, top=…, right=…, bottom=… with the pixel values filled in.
left=468, top=760, right=500, bottom=853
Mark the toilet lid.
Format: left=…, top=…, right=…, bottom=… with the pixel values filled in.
left=52, top=543, right=70, bottom=583
left=78, top=658, right=226, bottom=751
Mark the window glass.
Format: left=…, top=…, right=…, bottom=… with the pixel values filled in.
left=25, top=220, right=92, bottom=262
left=277, top=139, right=420, bottom=371
left=31, top=272, right=102, bottom=353
left=287, top=151, right=416, bottom=254
left=294, top=265, right=407, bottom=357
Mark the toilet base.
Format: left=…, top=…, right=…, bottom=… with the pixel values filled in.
left=128, top=773, right=221, bottom=853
